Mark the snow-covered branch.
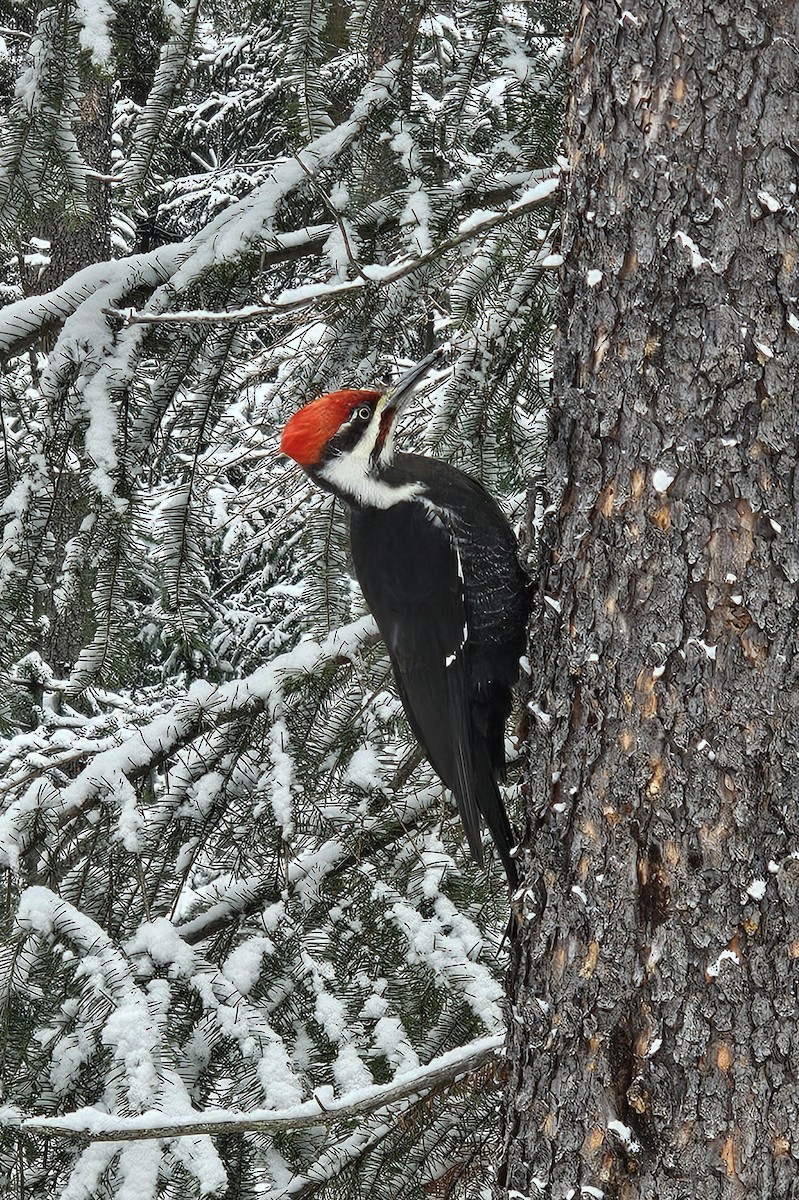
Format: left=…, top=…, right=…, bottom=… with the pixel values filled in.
left=25, top=1035, right=503, bottom=1142
left=54, top=616, right=379, bottom=826
left=110, top=172, right=560, bottom=325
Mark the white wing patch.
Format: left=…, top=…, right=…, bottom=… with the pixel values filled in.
left=445, top=544, right=469, bottom=667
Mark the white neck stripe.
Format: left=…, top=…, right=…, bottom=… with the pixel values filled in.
left=319, top=454, right=422, bottom=508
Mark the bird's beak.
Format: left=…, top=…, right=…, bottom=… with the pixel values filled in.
left=382, top=349, right=445, bottom=415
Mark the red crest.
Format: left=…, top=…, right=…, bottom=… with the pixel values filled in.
left=280, top=389, right=383, bottom=467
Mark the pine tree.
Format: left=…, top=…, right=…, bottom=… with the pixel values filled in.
left=0, top=0, right=565, bottom=1196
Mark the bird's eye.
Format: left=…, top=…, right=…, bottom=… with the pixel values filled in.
left=354, top=405, right=373, bottom=422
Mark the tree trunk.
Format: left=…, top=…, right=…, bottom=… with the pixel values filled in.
left=504, top=1, right=799, bottom=1196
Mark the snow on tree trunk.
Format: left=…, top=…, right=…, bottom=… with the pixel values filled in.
left=504, top=1, right=799, bottom=1195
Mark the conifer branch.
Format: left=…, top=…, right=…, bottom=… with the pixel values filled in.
left=25, top=1035, right=504, bottom=1143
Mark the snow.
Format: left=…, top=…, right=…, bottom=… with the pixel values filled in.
left=388, top=900, right=503, bottom=1031
left=757, top=190, right=781, bottom=212
left=674, top=230, right=716, bottom=272
left=746, top=879, right=766, bottom=901
left=608, top=1119, right=641, bottom=1151
left=27, top=1034, right=504, bottom=1137
left=388, top=127, right=419, bottom=174
left=586, top=269, right=603, bottom=287
left=57, top=615, right=377, bottom=821
left=400, top=181, right=432, bottom=255
left=222, top=938, right=275, bottom=994
left=126, top=918, right=196, bottom=978
left=512, top=176, right=559, bottom=207
left=344, top=745, right=383, bottom=790
left=370, top=1016, right=419, bottom=1073
left=688, top=638, right=716, bottom=660
left=707, top=948, right=741, bottom=977
left=329, top=181, right=349, bottom=211
left=169, top=64, right=403, bottom=291
left=1, top=10, right=562, bottom=1188
left=168, top=1133, right=228, bottom=1196
left=50, top=1028, right=94, bottom=1097
left=458, top=208, right=502, bottom=236
left=323, top=221, right=359, bottom=278
left=333, top=1042, right=373, bottom=1091
left=268, top=718, right=295, bottom=835
left=652, top=468, right=675, bottom=492
left=540, top=253, right=564, bottom=268
left=73, top=0, right=115, bottom=66
left=59, top=1143, right=121, bottom=1200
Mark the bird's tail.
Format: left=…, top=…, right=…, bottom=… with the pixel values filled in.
left=480, top=769, right=519, bottom=890
left=453, top=745, right=518, bottom=890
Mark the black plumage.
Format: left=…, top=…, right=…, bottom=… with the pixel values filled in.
left=349, top=455, right=528, bottom=885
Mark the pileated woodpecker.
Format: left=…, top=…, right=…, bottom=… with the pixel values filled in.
left=280, top=355, right=529, bottom=888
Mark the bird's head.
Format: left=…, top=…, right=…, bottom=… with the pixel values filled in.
left=280, top=388, right=391, bottom=473
left=280, top=352, right=442, bottom=504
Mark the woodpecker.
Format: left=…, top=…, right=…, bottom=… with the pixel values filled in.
left=280, top=354, right=529, bottom=888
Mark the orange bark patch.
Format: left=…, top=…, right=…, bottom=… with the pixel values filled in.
left=585, top=1125, right=604, bottom=1154
left=741, top=630, right=769, bottom=666
left=580, top=941, right=600, bottom=978
left=619, top=728, right=635, bottom=754
left=580, top=818, right=599, bottom=844
left=664, top=840, right=680, bottom=865
left=552, top=942, right=569, bottom=980
left=593, top=325, right=611, bottom=369
left=631, top=467, right=646, bottom=499
left=651, top=503, right=671, bottom=531
left=598, top=481, right=616, bottom=517
left=635, top=668, right=658, bottom=719
left=647, top=758, right=665, bottom=795
left=721, top=1133, right=737, bottom=1177
left=716, top=1042, right=733, bottom=1072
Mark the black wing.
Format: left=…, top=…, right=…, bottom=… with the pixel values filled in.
left=351, top=498, right=484, bottom=863
left=350, top=467, right=526, bottom=884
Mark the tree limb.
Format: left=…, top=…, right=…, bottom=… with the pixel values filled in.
left=24, top=1034, right=504, bottom=1143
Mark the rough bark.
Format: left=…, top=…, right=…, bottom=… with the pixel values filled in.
left=504, top=1, right=799, bottom=1196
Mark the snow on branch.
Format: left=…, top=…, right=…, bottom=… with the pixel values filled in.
left=52, top=615, right=379, bottom=824
left=24, top=1034, right=503, bottom=1142
left=108, top=172, right=561, bottom=326
left=0, top=161, right=557, bottom=359
left=0, top=245, right=186, bottom=357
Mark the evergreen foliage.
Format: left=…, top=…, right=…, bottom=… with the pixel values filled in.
left=0, top=0, right=565, bottom=1194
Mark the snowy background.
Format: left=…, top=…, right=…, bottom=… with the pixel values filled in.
left=0, top=0, right=564, bottom=1195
